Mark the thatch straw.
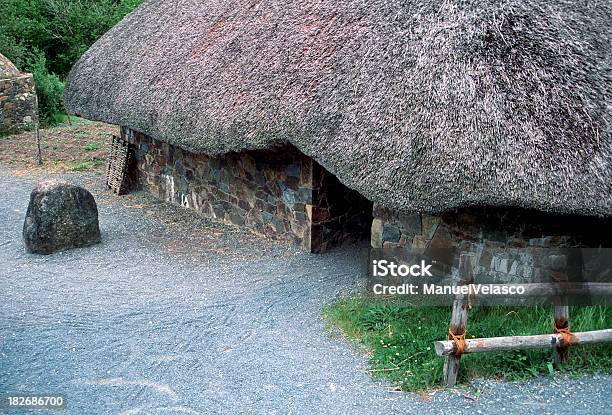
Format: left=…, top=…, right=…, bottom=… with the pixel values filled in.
left=65, top=0, right=611, bottom=216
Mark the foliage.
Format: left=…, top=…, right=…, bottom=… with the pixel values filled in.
left=0, top=0, right=143, bottom=124
left=31, top=52, right=65, bottom=125
left=84, top=141, right=101, bottom=151
left=323, top=298, right=612, bottom=391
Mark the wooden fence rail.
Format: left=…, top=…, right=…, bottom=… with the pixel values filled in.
left=435, top=329, right=612, bottom=356
left=437, top=252, right=611, bottom=387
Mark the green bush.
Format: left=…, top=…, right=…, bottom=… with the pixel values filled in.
left=31, top=52, right=65, bottom=125
left=0, top=0, right=143, bottom=125
left=0, top=33, right=30, bottom=72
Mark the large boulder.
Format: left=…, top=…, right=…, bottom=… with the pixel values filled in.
left=23, top=180, right=101, bottom=254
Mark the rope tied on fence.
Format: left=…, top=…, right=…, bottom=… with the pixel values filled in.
left=554, top=322, right=575, bottom=347
left=448, top=328, right=467, bottom=355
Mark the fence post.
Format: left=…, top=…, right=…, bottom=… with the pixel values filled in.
left=551, top=250, right=570, bottom=365
left=554, top=304, right=570, bottom=364
left=443, top=252, right=476, bottom=387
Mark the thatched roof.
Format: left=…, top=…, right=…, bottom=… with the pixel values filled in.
left=0, top=53, right=20, bottom=78
left=65, top=0, right=611, bottom=217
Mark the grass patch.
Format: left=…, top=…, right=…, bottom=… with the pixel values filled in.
left=84, top=142, right=101, bottom=151
left=70, top=159, right=105, bottom=171
left=323, top=297, right=612, bottom=391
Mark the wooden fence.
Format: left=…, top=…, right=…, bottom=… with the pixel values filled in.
left=435, top=252, right=612, bottom=387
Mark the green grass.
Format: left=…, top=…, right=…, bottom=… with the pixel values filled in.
left=323, top=298, right=612, bottom=391
left=59, top=114, right=84, bottom=126
left=70, top=159, right=105, bottom=171
left=84, top=142, right=101, bottom=151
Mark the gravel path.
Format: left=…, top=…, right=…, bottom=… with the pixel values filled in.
left=1, top=166, right=610, bottom=414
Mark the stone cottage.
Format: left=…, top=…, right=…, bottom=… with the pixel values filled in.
left=64, top=1, right=611, bottom=261
left=0, top=53, right=38, bottom=135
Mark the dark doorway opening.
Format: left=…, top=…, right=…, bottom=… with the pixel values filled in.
left=309, top=161, right=373, bottom=253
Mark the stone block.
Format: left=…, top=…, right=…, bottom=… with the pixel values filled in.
left=497, top=258, right=509, bottom=274
left=371, top=218, right=383, bottom=248
left=479, top=248, right=493, bottom=269
left=372, top=204, right=394, bottom=222
left=270, top=217, right=286, bottom=233
left=298, top=187, right=313, bottom=204
left=285, top=162, right=300, bottom=178
left=23, top=180, right=100, bottom=254
left=294, top=211, right=307, bottom=223
left=397, top=212, right=421, bottom=236
left=305, top=204, right=313, bottom=222
left=412, top=235, right=429, bottom=253
left=382, top=224, right=401, bottom=243
left=422, top=215, right=439, bottom=240
left=549, top=254, right=567, bottom=271
left=227, top=206, right=246, bottom=226
left=282, top=188, right=296, bottom=207
left=429, top=225, right=453, bottom=249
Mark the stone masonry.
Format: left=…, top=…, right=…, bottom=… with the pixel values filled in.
left=0, top=53, right=38, bottom=135
left=372, top=205, right=612, bottom=283
left=123, top=127, right=372, bottom=252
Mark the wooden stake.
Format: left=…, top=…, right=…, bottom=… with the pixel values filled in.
left=552, top=257, right=570, bottom=365
left=554, top=304, right=570, bottom=365
left=36, top=126, right=43, bottom=165
left=443, top=252, right=476, bottom=387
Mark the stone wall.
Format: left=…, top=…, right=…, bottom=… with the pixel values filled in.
left=372, top=205, right=612, bottom=282
left=0, top=54, right=38, bottom=135
left=123, top=127, right=371, bottom=252
left=0, top=74, right=38, bottom=135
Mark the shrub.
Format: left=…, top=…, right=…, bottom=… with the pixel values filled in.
left=0, top=0, right=144, bottom=125
left=30, top=52, right=65, bottom=125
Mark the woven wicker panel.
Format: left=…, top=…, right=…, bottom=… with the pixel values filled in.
left=106, top=135, right=132, bottom=195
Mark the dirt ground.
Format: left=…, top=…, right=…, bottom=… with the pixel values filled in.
left=0, top=118, right=117, bottom=174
